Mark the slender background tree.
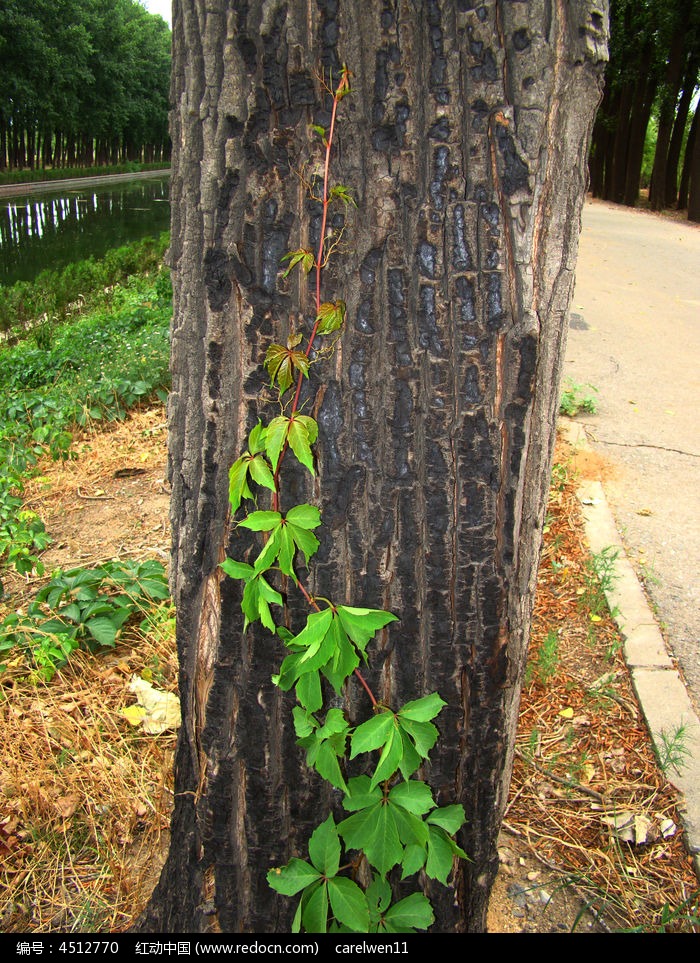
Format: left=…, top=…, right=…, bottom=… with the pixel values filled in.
left=0, top=0, right=171, bottom=170
left=589, top=0, right=700, bottom=219
left=140, top=0, right=608, bottom=934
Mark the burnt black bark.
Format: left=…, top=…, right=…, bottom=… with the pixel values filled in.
left=138, top=0, right=608, bottom=934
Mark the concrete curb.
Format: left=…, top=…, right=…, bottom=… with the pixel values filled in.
left=563, top=420, right=700, bottom=882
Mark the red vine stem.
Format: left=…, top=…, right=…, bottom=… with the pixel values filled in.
left=271, top=68, right=378, bottom=709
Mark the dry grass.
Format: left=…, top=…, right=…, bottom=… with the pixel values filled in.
left=0, top=410, right=698, bottom=932
left=505, top=437, right=700, bottom=931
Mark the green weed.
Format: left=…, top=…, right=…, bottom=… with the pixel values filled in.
left=526, top=629, right=560, bottom=686
left=656, top=723, right=694, bottom=777
left=559, top=380, right=598, bottom=417
left=0, top=559, right=170, bottom=681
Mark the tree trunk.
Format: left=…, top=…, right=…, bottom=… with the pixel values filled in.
left=140, top=0, right=608, bottom=934
left=649, top=0, right=692, bottom=211
left=678, top=106, right=698, bottom=210
left=664, top=54, right=699, bottom=207
left=688, top=107, right=700, bottom=222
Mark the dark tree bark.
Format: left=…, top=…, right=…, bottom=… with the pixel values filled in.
left=664, top=54, right=700, bottom=207
left=140, top=0, right=608, bottom=934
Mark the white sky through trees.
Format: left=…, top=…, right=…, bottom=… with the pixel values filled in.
left=139, top=0, right=172, bottom=27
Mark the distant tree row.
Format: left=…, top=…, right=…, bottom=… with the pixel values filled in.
left=590, top=0, right=700, bottom=221
left=0, top=0, right=171, bottom=172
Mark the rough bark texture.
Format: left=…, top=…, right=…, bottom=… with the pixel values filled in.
left=139, top=0, right=607, bottom=934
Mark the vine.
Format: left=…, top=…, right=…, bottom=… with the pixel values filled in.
left=221, top=67, right=466, bottom=934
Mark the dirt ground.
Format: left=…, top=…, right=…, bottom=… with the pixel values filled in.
left=3, top=405, right=698, bottom=934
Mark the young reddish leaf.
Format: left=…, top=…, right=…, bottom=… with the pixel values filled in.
left=265, top=342, right=310, bottom=394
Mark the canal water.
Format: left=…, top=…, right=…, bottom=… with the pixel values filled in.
left=0, top=174, right=171, bottom=287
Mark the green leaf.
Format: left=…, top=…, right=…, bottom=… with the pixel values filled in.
left=382, top=892, right=434, bottom=933
left=86, top=616, right=118, bottom=647
left=267, top=858, right=320, bottom=896
left=265, top=415, right=290, bottom=472
left=322, top=618, right=359, bottom=693
left=426, top=804, right=466, bottom=834
left=292, top=706, right=316, bottom=739
left=389, top=780, right=435, bottom=816
left=264, top=342, right=310, bottom=394
left=285, top=522, right=320, bottom=569
left=274, top=609, right=335, bottom=690
left=425, top=825, right=458, bottom=884
left=366, top=875, right=392, bottom=921
left=248, top=420, right=267, bottom=454
left=400, top=844, right=427, bottom=879
left=336, top=606, right=398, bottom=653
left=398, top=692, right=447, bottom=723
left=285, top=504, right=321, bottom=530
left=312, top=741, right=348, bottom=793
left=248, top=454, right=276, bottom=492
left=295, top=669, right=323, bottom=713
left=315, top=300, right=347, bottom=335
left=238, top=510, right=281, bottom=532
left=340, top=802, right=403, bottom=877
left=369, top=727, right=404, bottom=790
left=308, top=814, right=341, bottom=878
left=328, top=185, right=356, bottom=208
left=396, top=716, right=439, bottom=759
left=287, top=416, right=317, bottom=475
left=350, top=710, right=395, bottom=759
left=241, top=574, right=283, bottom=632
left=328, top=877, right=369, bottom=932
left=281, top=248, right=315, bottom=278
left=309, top=124, right=327, bottom=144
left=302, top=879, right=329, bottom=933
left=342, top=776, right=383, bottom=813
left=390, top=804, right=429, bottom=848
left=253, top=527, right=283, bottom=575
left=228, top=455, right=253, bottom=515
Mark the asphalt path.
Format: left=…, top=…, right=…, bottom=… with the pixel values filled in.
left=568, top=199, right=700, bottom=712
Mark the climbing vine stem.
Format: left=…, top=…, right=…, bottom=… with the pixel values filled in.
left=221, top=66, right=467, bottom=934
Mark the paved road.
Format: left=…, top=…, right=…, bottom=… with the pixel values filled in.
left=568, top=199, right=700, bottom=711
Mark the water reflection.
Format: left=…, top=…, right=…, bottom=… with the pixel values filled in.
left=0, top=177, right=171, bottom=286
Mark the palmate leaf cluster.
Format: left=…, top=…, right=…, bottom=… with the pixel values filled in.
left=222, top=416, right=467, bottom=933
left=220, top=75, right=466, bottom=933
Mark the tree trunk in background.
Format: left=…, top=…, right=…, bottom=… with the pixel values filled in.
left=649, top=0, right=692, bottom=211
left=140, top=0, right=607, bottom=934
left=678, top=107, right=698, bottom=210
left=664, top=54, right=699, bottom=207
left=688, top=109, right=700, bottom=222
